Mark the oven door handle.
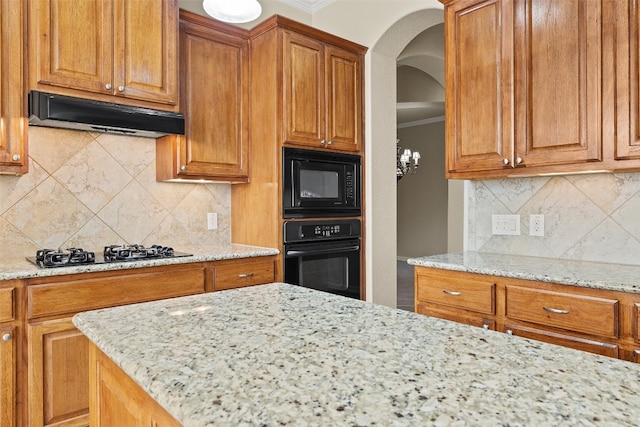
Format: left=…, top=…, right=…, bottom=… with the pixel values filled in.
left=286, top=245, right=360, bottom=257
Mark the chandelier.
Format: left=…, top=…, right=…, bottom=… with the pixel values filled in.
left=397, top=139, right=421, bottom=182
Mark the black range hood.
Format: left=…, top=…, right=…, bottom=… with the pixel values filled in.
left=28, top=91, right=185, bottom=138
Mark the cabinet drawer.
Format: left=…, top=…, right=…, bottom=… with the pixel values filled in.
left=417, top=303, right=495, bottom=330
left=415, top=271, right=495, bottom=315
left=0, top=287, right=15, bottom=322
left=28, top=267, right=206, bottom=319
left=214, top=259, right=275, bottom=290
left=505, top=286, right=618, bottom=338
left=505, top=323, right=619, bottom=359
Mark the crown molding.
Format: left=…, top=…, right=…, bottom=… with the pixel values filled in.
left=278, top=0, right=335, bottom=13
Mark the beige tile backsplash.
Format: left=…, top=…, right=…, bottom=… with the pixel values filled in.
left=468, top=173, right=640, bottom=266
left=0, top=127, right=231, bottom=258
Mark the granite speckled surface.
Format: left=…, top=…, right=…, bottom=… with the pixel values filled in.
left=74, top=283, right=640, bottom=426
left=408, top=251, right=640, bottom=295
left=0, top=244, right=278, bottom=281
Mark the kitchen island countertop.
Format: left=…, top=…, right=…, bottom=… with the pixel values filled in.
left=0, top=243, right=278, bottom=281
left=74, top=282, right=640, bottom=426
left=408, top=251, right=640, bottom=295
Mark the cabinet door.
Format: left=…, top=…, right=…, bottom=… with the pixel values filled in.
left=30, top=0, right=113, bottom=95
left=0, top=326, right=16, bottom=427
left=513, top=0, right=602, bottom=166
left=325, top=46, right=362, bottom=152
left=28, top=318, right=89, bottom=427
left=445, top=0, right=514, bottom=173
left=615, top=0, right=640, bottom=160
left=283, top=31, right=325, bottom=148
left=114, top=0, right=178, bottom=105
left=157, top=15, right=249, bottom=182
left=0, top=0, right=27, bottom=175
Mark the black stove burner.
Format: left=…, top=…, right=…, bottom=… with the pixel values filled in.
left=28, top=244, right=192, bottom=268
left=35, top=248, right=96, bottom=267
left=103, top=244, right=175, bottom=262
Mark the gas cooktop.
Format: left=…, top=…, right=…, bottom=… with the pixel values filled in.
left=26, top=244, right=193, bottom=268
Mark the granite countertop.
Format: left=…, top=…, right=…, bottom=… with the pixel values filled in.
left=0, top=244, right=279, bottom=281
left=73, top=283, right=640, bottom=426
left=408, top=251, right=640, bottom=295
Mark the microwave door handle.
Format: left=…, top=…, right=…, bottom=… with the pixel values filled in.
left=286, top=245, right=360, bottom=257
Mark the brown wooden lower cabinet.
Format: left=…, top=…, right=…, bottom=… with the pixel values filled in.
left=90, top=344, right=181, bottom=427
left=415, top=266, right=640, bottom=363
left=1, top=326, right=16, bottom=427
left=17, top=256, right=276, bottom=427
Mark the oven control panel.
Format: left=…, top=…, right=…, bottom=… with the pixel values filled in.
left=284, top=219, right=361, bottom=242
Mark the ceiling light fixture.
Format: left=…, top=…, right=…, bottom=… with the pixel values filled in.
left=202, top=0, right=262, bottom=23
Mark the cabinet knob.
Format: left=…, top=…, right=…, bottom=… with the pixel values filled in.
left=118, top=86, right=125, bottom=92
left=516, top=156, right=523, bottom=165
left=12, top=154, right=20, bottom=161
left=2, top=333, right=11, bottom=342
left=105, top=83, right=112, bottom=90
left=506, top=329, right=513, bottom=335
left=181, top=165, right=187, bottom=171
left=502, top=158, right=510, bottom=165
left=321, top=139, right=326, bottom=146
left=482, top=324, right=489, bottom=330
left=327, top=140, right=333, bottom=145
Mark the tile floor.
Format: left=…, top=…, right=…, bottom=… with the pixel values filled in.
left=397, top=260, right=414, bottom=312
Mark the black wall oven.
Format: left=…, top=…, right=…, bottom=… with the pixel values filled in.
left=282, top=147, right=361, bottom=218
left=283, top=219, right=361, bottom=300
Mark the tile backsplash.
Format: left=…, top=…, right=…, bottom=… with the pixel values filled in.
left=0, top=127, right=231, bottom=258
left=467, top=173, right=640, bottom=266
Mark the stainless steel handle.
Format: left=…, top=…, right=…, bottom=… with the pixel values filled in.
left=181, top=165, right=187, bottom=171
left=12, top=154, right=20, bottom=161
left=543, top=306, right=570, bottom=315
left=516, top=156, right=523, bottom=165
left=506, top=329, right=513, bottom=335
left=502, top=158, right=510, bottom=165
left=2, top=333, right=11, bottom=342
left=105, top=83, right=112, bottom=90
left=118, top=85, right=125, bottom=92
left=442, top=290, right=461, bottom=296
left=238, top=273, right=254, bottom=278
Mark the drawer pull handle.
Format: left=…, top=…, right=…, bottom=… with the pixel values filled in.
left=443, top=290, right=461, bottom=296
left=543, top=306, right=569, bottom=315
left=238, top=273, right=254, bottom=278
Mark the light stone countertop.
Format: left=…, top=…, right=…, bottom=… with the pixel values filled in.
left=0, top=244, right=278, bottom=281
left=408, top=251, right=640, bottom=295
left=73, top=283, right=640, bottom=426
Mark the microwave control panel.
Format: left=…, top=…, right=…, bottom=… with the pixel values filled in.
left=284, top=219, right=361, bottom=243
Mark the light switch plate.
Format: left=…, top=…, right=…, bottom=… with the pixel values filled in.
left=491, top=214, right=521, bottom=235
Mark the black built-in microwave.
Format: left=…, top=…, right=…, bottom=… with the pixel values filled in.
left=282, top=147, right=361, bottom=218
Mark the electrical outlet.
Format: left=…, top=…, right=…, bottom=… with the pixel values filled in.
left=530, top=214, right=544, bottom=236
left=491, top=214, right=521, bottom=235
left=207, top=213, right=218, bottom=230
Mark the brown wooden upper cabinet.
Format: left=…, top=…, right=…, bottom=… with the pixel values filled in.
left=28, top=0, right=179, bottom=111
left=442, top=0, right=604, bottom=178
left=0, top=0, right=28, bottom=176
left=156, top=10, right=250, bottom=182
left=283, top=30, right=363, bottom=153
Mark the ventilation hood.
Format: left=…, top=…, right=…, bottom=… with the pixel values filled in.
left=28, top=91, right=185, bottom=138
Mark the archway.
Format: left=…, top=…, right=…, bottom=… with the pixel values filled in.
left=365, top=9, right=448, bottom=307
